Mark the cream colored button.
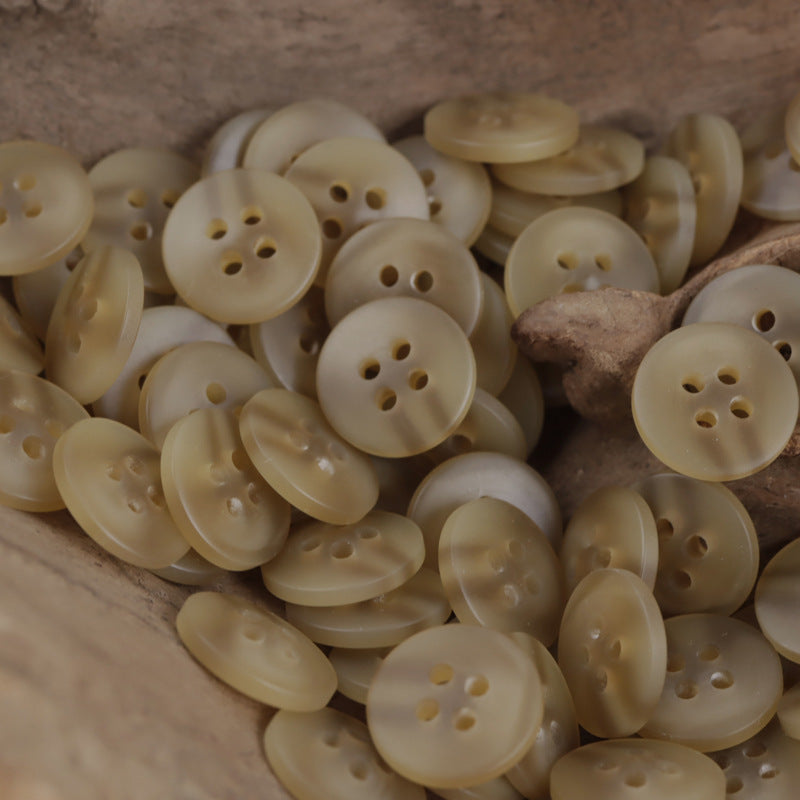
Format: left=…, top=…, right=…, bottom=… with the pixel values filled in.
left=394, top=135, right=492, bottom=246
left=623, top=155, right=697, bottom=294
left=262, top=510, right=425, bottom=606
left=432, top=777, right=523, bottom=800
left=239, top=388, right=379, bottom=524
left=633, top=473, right=759, bottom=617
left=0, top=370, right=89, bottom=511
left=0, top=140, right=93, bottom=275
left=550, top=739, right=726, bottom=800
left=316, top=297, right=476, bottom=458
left=640, top=613, right=782, bottom=751
left=0, top=295, right=43, bottom=375
left=45, top=246, right=144, bottom=404
left=504, top=207, right=660, bottom=317
left=632, top=322, right=799, bottom=481
left=329, top=647, right=390, bottom=704
left=560, top=486, right=659, bottom=595
left=162, top=168, right=322, bottom=324
left=558, top=568, right=667, bottom=738
left=52, top=417, right=189, bottom=568
left=148, top=548, right=227, bottom=586
left=498, top=357, right=545, bottom=457
left=755, top=537, right=800, bottom=664
left=493, top=126, right=644, bottom=196
left=438, top=497, right=564, bottom=644
left=778, top=683, right=800, bottom=739
left=285, top=568, right=450, bottom=649
left=84, top=147, right=198, bottom=293
left=202, top=108, right=272, bottom=175
left=787, top=92, right=800, bottom=165
left=176, top=590, right=336, bottom=710
left=473, top=225, right=513, bottom=267
left=424, top=92, right=579, bottom=164
left=663, top=113, right=743, bottom=266
left=325, top=218, right=484, bottom=336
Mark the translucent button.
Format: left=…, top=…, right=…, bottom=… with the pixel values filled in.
left=497, top=357, right=545, bottom=457
left=148, top=548, right=226, bottom=586
left=778, top=683, right=800, bottom=740
left=329, top=647, right=389, bottom=705
left=755, top=537, right=800, bottom=664
left=0, top=295, right=43, bottom=375
left=202, top=107, right=271, bottom=175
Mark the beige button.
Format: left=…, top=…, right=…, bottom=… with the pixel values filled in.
left=549, top=739, right=726, bottom=800
left=787, top=91, right=800, bottom=165
left=162, top=168, right=322, bottom=324
left=316, top=297, right=476, bottom=458
left=45, top=246, right=144, bottom=404
left=560, top=486, right=659, bottom=595
left=473, top=225, right=513, bottom=267
left=640, top=613, right=782, bottom=751
left=778, top=683, right=800, bottom=739
left=0, top=140, right=93, bottom=276
left=504, top=207, right=660, bottom=317
left=498, top=357, right=545, bottom=457
left=239, top=387, right=379, bottom=524
left=423, top=92, right=579, bottom=164
left=393, top=135, right=492, bottom=246
left=432, top=777, right=523, bottom=800
left=493, top=126, right=644, bottom=196
left=329, top=647, right=390, bottom=705
left=623, top=155, right=697, bottom=294
left=148, top=548, right=227, bottom=586
left=755, top=537, right=800, bottom=664
left=202, top=108, right=272, bottom=175
left=243, top=98, right=385, bottom=176
left=438, top=497, right=564, bottom=645
left=176, top=590, right=336, bottom=710
left=662, top=113, right=743, bottom=266
left=407, top=451, right=562, bottom=567
left=631, top=322, right=799, bottom=481
left=558, top=568, right=667, bottom=738
left=633, top=473, right=759, bottom=617
left=325, top=217, right=484, bottom=336
left=0, top=295, right=44, bottom=375
left=83, top=147, right=198, bottom=293
left=0, top=370, right=89, bottom=511
left=285, top=567, right=450, bottom=649
left=52, top=417, right=189, bottom=568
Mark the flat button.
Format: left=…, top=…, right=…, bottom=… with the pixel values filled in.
left=0, top=295, right=43, bottom=375
left=497, top=357, right=545, bottom=457
left=423, top=92, right=579, bottom=164
left=0, top=140, right=93, bottom=275
left=778, top=683, right=800, bottom=739
left=329, top=647, right=390, bottom=705
left=162, top=168, right=322, bottom=324
left=148, top=548, right=227, bottom=586
left=52, top=417, right=189, bottom=568
left=755, top=537, right=800, bottom=663
left=631, top=322, right=799, bottom=481
left=787, top=91, right=800, bottom=164
left=176, top=590, right=336, bottom=711
left=202, top=107, right=272, bottom=175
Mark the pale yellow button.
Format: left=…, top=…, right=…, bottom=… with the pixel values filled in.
left=162, top=168, right=322, bottom=324
left=239, top=387, right=379, bottom=525
left=424, top=92, right=579, bottom=164
left=0, top=140, right=93, bottom=276
left=787, top=91, right=800, bottom=165
left=148, top=548, right=227, bottom=586
left=432, top=777, right=523, bottom=800
left=393, top=135, right=492, bottom=246
left=504, top=207, right=660, bottom=317
left=176, top=590, right=336, bottom=711
left=329, top=647, right=390, bottom=705
left=632, top=322, right=799, bottom=481
left=367, top=623, right=543, bottom=788
left=0, top=370, right=89, bottom=511
left=472, top=225, right=513, bottom=267
left=83, top=147, right=198, bottom=293
left=202, top=108, right=272, bottom=175
left=640, top=613, right=782, bottom=751
left=560, top=485, right=659, bottom=595
left=778, top=683, right=800, bottom=739
left=0, top=295, right=43, bottom=375
left=52, top=417, right=189, bottom=568
left=438, top=497, right=564, bottom=645
left=558, top=568, right=667, bottom=738
left=633, top=473, right=759, bottom=617
left=755, top=537, right=800, bottom=664
left=497, top=357, right=545, bottom=457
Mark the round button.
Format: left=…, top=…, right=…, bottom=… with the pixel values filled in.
left=316, top=297, right=476, bottom=458
left=329, top=647, right=390, bottom=705
left=787, top=91, right=800, bottom=165
left=631, top=322, right=799, bottom=481
left=0, top=140, right=93, bottom=276
left=0, top=294, right=43, bottom=375
left=366, top=623, right=543, bottom=789
left=176, top=590, right=336, bottom=711
left=755, top=537, right=800, bottom=664
left=202, top=107, right=271, bottom=175
left=148, top=548, right=226, bottom=587
left=778, top=683, right=800, bottom=740
left=497, top=357, right=545, bottom=457
left=473, top=225, right=513, bottom=267
left=504, top=206, right=660, bottom=317
left=162, top=168, right=322, bottom=324
left=423, top=92, right=579, bottom=164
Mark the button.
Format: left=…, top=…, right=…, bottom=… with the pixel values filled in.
left=473, top=225, right=513, bottom=267
left=176, top=590, right=336, bottom=710
left=787, top=91, right=800, bottom=165
left=162, top=168, right=322, bottom=324
left=0, top=294, right=43, bottom=375
left=148, top=548, right=227, bottom=586
left=329, top=647, right=390, bottom=705
left=633, top=473, right=759, bottom=617
left=239, top=387, right=379, bottom=525
left=778, top=683, right=800, bottom=739
left=423, top=92, right=579, bottom=164
left=52, top=417, right=189, bottom=568
left=316, top=297, right=476, bottom=458
left=366, top=623, right=543, bottom=788
left=631, top=322, right=799, bottom=481
left=202, top=107, right=271, bottom=175
left=0, top=140, right=93, bottom=276
left=262, top=509, right=425, bottom=606
left=393, top=135, right=492, bottom=246
left=432, top=777, right=523, bottom=800
left=623, top=155, right=697, bottom=294
left=0, top=370, right=89, bottom=511
left=560, top=485, right=659, bottom=595
left=504, top=207, right=660, bottom=317
left=83, top=147, right=199, bottom=293
left=755, top=537, right=800, bottom=663
left=497, top=357, right=545, bottom=457
left=438, top=497, right=565, bottom=645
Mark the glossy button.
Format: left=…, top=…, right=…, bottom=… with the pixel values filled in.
left=778, top=683, right=800, bottom=740
left=0, top=295, right=44, bottom=375
left=202, top=107, right=272, bottom=175
left=148, top=548, right=227, bottom=586
left=329, top=647, right=389, bottom=705
left=755, top=537, right=800, bottom=664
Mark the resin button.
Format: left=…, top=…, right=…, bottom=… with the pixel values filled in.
left=202, top=107, right=272, bottom=175
left=148, top=548, right=226, bottom=587
left=778, top=683, right=800, bottom=739
left=755, top=537, right=800, bottom=663
left=329, top=647, right=389, bottom=705
left=0, top=295, right=44, bottom=375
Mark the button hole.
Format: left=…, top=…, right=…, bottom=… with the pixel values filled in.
left=22, top=435, right=44, bottom=459
left=408, top=369, right=428, bottom=390
left=729, top=397, right=753, bottom=419
left=24, top=202, right=42, bottom=219
left=694, top=410, right=717, bottom=429
left=465, top=674, right=489, bottom=696
left=205, top=382, right=227, bottom=404
left=241, top=206, right=263, bottom=225
left=322, top=218, right=342, bottom=239
left=330, top=540, right=354, bottom=559
left=666, top=654, right=685, bottom=672
left=681, top=377, right=704, bottom=393
left=429, top=664, right=454, bottom=685
left=365, top=187, right=386, bottom=210
left=379, top=265, right=398, bottom=286
left=126, top=188, right=147, bottom=208
left=329, top=182, right=350, bottom=203
left=254, top=238, right=277, bottom=259
left=221, top=255, right=243, bottom=276
left=416, top=698, right=439, bottom=722
left=411, top=270, right=434, bottom=293
left=776, top=341, right=793, bottom=361
left=710, top=670, right=734, bottom=689
left=206, top=219, right=228, bottom=240
left=656, top=518, right=674, bottom=538
left=675, top=680, right=698, bottom=699
left=161, top=189, right=179, bottom=208
left=699, top=644, right=720, bottom=661
left=429, top=198, right=442, bottom=217
left=419, top=168, right=435, bottom=187
left=687, top=535, right=709, bottom=558
left=360, top=360, right=380, bottom=380
left=392, top=341, right=411, bottom=360
left=453, top=709, right=476, bottom=732
left=754, top=309, right=776, bottom=332
left=556, top=251, right=578, bottom=270
left=377, top=389, right=397, bottom=411
left=717, top=367, right=739, bottom=385
left=594, top=253, right=612, bottom=272
left=15, top=174, right=36, bottom=192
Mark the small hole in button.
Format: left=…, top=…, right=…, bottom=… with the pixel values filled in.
left=409, top=369, right=428, bottom=390
left=745, top=741, right=767, bottom=758
left=667, top=654, right=685, bottom=672
left=24, top=202, right=42, bottom=219
left=776, top=341, right=793, bottom=360
left=754, top=309, right=776, bottom=332
left=161, top=189, right=179, bottom=208
left=416, top=699, right=439, bottom=722
left=556, top=252, right=578, bottom=270
left=129, top=222, right=152, bottom=241
left=717, top=368, right=739, bottom=385
left=127, top=188, right=147, bottom=208
left=429, top=664, right=454, bottom=685
left=329, top=183, right=349, bottom=202
left=349, top=762, right=368, bottom=781
left=255, top=238, right=277, bottom=259
left=760, top=764, right=779, bottom=779
left=700, top=644, right=720, bottom=661
left=411, top=270, right=434, bottom=292
left=15, top=174, right=36, bottom=191
left=0, top=415, right=14, bottom=434
left=127, top=499, right=143, bottom=514
left=419, top=168, right=435, bottom=187
left=206, top=219, right=228, bottom=239
left=365, top=188, right=386, bottom=210
left=466, top=675, right=489, bottom=696
left=205, top=382, right=227, bottom=404
left=147, top=485, right=165, bottom=508
left=106, top=464, right=121, bottom=481
left=379, top=265, right=399, bottom=286
left=357, top=526, right=378, bottom=540
left=730, top=398, right=753, bottom=419
left=301, top=537, right=321, bottom=552
left=594, top=253, right=612, bottom=272
left=453, top=710, right=476, bottom=732
left=657, top=518, right=674, bottom=538
left=322, top=218, right=343, bottom=239
left=392, top=341, right=411, bottom=360
left=330, top=540, right=354, bottom=559
left=625, top=773, right=646, bottom=788
left=299, top=331, right=320, bottom=355
left=429, top=198, right=443, bottom=217
left=675, top=680, right=698, bottom=699
left=22, top=436, right=44, bottom=459
left=241, top=206, right=263, bottom=225
left=222, top=257, right=243, bottom=276
left=681, top=378, right=704, bottom=393
left=695, top=410, right=717, bottom=429
left=711, top=670, right=734, bottom=689
left=687, top=535, right=709, bottom=557
left=231, top=449, right=249, bottom=470
left=674, top=570, right=692, bottom=589
left=726, top=777, right=743, bottom=794
left=378, top=389, right=397, bottom=411
left=360, top=360, right=380, bottom=380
